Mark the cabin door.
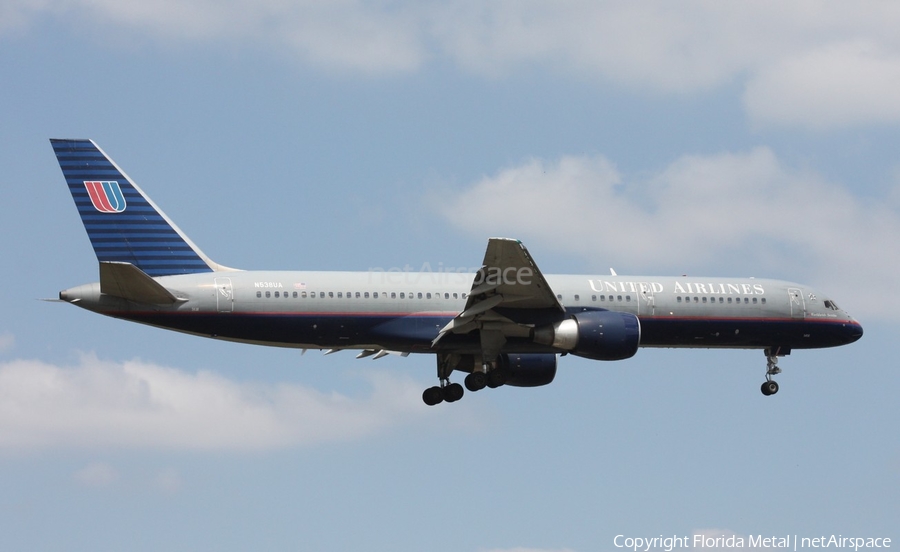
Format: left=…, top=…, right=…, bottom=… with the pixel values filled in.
left=215, top=277, right=234, bottom=313
left=639, top=285, right=656, bottom=316
left=787, top=287, right=805, bottom=319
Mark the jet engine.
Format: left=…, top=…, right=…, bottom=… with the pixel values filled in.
left=533, top=310, right=640, bottom=361
left=499, top=353, right=558, bottom=387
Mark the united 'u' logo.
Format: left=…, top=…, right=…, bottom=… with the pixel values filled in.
left=84, top=181, right=126, bottom=213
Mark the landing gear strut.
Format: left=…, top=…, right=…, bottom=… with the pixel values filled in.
left=761, top=349, right=783, bottom=396
left=423, top=354, right=467, bottom=406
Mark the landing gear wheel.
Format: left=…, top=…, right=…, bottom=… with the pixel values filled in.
left=487, top=368, right=508, bottom=388
left=442, top=382, right=464, bottom=403
left=465, top=372, right=487, bottom=392
left=422, top=386, right=444, bottom=406
left=761, top=380, right=779, bottom=396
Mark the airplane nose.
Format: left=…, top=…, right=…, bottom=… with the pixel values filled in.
left=845, top=320, right=863, bottom=343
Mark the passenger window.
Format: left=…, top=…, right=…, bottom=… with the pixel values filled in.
left=275, top=291, right=280, bottom=298
left=400, top=292, right=405, bottom=299
left=702, top=297, right=707, bottom=303
left=337, top=292, right=342, bottom=298
left=391, top=292, right=396, bottom=299
left=557, top=294, right=562, bottom=300
left=320, top=292, right=325, bottom=298
left=301, top=291, right=307, bottom=298
left=617, top=295, right=623, bottom=301
left=266, top=291, right=271, bottom=298
left=719, top=297, right=724, bottom=303
left=328, top=292, right=333, bottom=298
left=677, top=296, right=682, bottom=303
left=256, top=291, right=262, bottom=298
left=293, top=291, right=298, bottom=298
left=364, top=292, right=370, bottom=298
left=418, top=292, right=423, bottom=299
left=374, top=292, right=379, bottom=299
left=426, top=293, right=431, bottom=299
left=752, top=298, right=758, bottom=304
left=574, top=294, right=580, bottom=301
left=744, top=298, right=749, bottom=304
left=761, top=298, right=766, bottom=304
left=444, top=293, right=449, bottom=299
left=453, top=293, right=458, bottom=299
left=592, top=295, right=597, bottom=301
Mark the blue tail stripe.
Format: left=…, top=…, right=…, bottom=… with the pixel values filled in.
left=51, top=139, right=215, bottom=276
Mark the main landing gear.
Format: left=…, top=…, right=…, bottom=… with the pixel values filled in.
left=423, top=358, right=509, bottom=406
left=760, top=348, right=784, bottom=396
left=422, top=381, right=464, bottom=406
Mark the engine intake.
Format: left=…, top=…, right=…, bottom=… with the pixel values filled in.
left=533, top=310, right=640, bottom=361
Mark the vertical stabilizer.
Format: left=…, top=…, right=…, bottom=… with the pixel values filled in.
left=51, top=139, right=231, bottom=276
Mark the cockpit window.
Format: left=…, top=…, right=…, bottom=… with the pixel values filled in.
left=824, top=300, right=840, bottom=311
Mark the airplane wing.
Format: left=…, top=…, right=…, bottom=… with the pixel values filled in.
left=433, top=238, right=565, bottom=361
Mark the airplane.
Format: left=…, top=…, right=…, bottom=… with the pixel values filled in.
left=51, top=139, right=864, bottom=405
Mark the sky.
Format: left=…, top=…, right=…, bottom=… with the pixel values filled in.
left=1, top=2, right=898, bottom=551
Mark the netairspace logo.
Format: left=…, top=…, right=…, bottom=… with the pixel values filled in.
left=613, top=534, right=892, bottom=551
left=366, top=262, right=534, bottom=287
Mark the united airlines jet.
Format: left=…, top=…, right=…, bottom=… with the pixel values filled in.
left=51, top=139, right=863, bottom=405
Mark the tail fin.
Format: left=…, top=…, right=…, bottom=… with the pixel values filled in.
left=51, top=139, right=232, bottom=276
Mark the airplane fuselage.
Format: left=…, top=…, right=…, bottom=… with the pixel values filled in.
left=61, top=271, right=863, bottom=354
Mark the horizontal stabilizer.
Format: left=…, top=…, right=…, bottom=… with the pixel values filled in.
left=99, top=262, right=179, bottom=304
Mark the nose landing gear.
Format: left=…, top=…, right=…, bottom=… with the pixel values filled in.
left=761, top=348, right=785, bottom=396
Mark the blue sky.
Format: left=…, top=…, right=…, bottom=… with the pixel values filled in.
left=1, top=2, right=898, bottom=551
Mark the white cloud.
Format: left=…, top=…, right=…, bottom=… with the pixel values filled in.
left=439, top=149, right=900, bottom=320
left=745, top=40, right=900, bottom=128
left=0, top=353, right=446, bottom=450
left=7, top=0, right=427, bottom=74
left=8, top=2, right=900, bottom=126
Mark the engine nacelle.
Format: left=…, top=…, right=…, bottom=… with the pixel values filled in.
left=499, top=353, right=558, bottom=387
left=533, top=310, right=641, bottom=361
